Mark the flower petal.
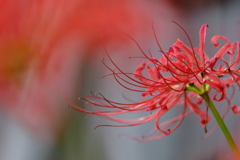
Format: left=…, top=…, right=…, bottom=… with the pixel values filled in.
left=199, top=24, right=208, bottom=65
left=231, top=105, right=240, bottom=114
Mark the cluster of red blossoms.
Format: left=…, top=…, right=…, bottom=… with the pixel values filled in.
left=67, top=24, right=240, bottom=141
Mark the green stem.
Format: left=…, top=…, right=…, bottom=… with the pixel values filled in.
left=202, top=93, right=240, bottom=160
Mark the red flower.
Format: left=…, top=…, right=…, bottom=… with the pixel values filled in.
left=67, top=23, right=240, bottom=141
left=0, top=0, right=147, bottom=139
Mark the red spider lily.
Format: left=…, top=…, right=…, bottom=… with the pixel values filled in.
left=67, top=23, right=240, bottom=141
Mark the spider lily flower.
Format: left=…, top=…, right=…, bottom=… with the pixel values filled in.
left=68, top=23, right=240, bottom=141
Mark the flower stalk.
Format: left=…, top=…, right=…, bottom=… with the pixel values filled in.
left=201, top=93, right=240, bottom=160
left=186, top=83, right=240, bottom=159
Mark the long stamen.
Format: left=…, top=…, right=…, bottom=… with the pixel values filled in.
left=172, top=21, right=202, bottom=71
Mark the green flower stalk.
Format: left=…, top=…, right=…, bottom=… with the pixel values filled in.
left=186, top=83, right=240, bottom=159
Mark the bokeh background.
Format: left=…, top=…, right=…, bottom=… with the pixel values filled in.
left=0, top=0, right=239, bottom=160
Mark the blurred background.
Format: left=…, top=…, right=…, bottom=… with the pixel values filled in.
left=0, top=0, right=239, bottom=160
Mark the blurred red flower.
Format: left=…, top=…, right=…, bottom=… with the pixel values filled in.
left=0, top=0, right=147, bottom=138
